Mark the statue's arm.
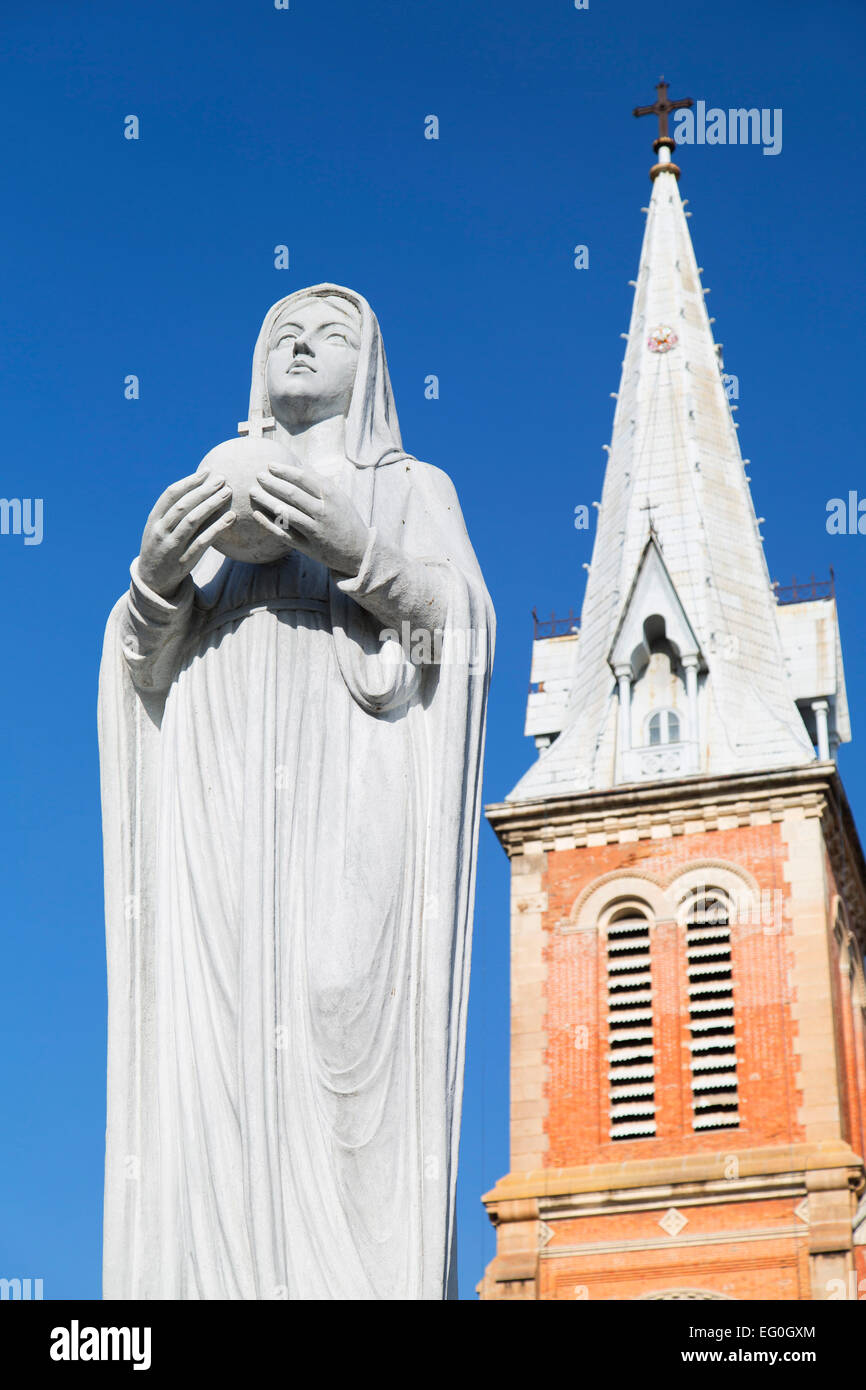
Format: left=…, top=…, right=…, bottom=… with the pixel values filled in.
left=335, top=463, right=486, bottom=640
left=120, top=558, right=196, bottom=694
left=335, top=526, right=450, bottom=636
left=119, top=470, right=235, bottom=693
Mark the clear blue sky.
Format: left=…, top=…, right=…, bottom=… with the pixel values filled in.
left=1, top=0, right=864, bottom=1300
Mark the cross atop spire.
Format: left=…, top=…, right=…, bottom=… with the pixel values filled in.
left=633, top=77, right=693, bottom=180
left=633, top=77, right=694, bottom=144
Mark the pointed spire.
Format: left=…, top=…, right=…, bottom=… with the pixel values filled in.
left=510, top=94, right=815, bottom=800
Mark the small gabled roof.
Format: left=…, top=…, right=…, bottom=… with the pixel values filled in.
left=608, top=532, right=703, bottom=675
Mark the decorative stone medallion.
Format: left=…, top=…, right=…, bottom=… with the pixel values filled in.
left=647, top=325, right=678, bottom=353
left=659, top=1206, right=688, bottom=1237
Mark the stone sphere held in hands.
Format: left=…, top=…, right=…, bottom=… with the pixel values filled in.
left=197, top=436, right=295, bottom=565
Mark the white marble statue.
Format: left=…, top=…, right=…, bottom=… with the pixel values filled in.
left=98, top=284, right=494, bottom=1300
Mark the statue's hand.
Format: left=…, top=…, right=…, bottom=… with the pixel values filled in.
left=137, top=473, right=236, bottom=599
left=250, top=460, right=371, bottom=578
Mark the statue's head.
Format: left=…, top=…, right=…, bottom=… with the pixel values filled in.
left=250, top=284, right=405, bottom=471
left=265, top=293, right=362, bottom=430
left=197, top=286, right=405, bottom=565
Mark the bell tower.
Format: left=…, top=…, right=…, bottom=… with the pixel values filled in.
left=479, top=83, right=866, bottom=1301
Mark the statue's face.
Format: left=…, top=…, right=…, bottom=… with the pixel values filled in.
left=265, top=298, right=361, bottom=428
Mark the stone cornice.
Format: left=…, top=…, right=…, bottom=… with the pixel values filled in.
left=486, top=763, right=866, bottom=950
left=487, top=764, right=834, bottom=848
left=481, top=1140, right=864, bottom=1219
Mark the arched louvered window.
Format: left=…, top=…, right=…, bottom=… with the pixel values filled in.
left=606, top=908, right=656, bottom=1139
left=685, top=894, right=739, bottom=1131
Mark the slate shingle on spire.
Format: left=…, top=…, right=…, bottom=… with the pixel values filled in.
left=510, top=124, right=847, bottom=802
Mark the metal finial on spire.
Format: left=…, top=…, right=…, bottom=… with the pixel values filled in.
left=633, top=77, right=694, bottom=182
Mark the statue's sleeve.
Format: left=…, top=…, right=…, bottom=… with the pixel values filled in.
left=335, top=462, right=481, bottom=638
left=327, top=459, right=490, bottom=716
left=335, top=525, right=449, bottom=635
left=120, top=558, right=196, bottom=694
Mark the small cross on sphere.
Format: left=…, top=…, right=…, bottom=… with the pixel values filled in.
left=633, top=77, right=693, bottom=148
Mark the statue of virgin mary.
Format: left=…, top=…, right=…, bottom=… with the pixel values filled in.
left=98, top=284, right=494, bottom=1300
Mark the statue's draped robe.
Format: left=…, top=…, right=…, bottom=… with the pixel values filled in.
left=98, top=287, right=493, bottom=1300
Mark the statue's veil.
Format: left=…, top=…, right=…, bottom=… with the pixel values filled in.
left=248, top=283, right=407, bottom=469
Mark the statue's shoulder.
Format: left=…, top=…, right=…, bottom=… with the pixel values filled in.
left=384, top=456, right=460, bottom=508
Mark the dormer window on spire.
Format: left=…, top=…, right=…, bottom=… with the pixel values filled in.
left=608, top=536, right=704, bottom=785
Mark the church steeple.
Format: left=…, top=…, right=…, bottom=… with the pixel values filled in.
left=481, top=91, right=864, bottom=1304
left=511, top=90, right=846, bottom=800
